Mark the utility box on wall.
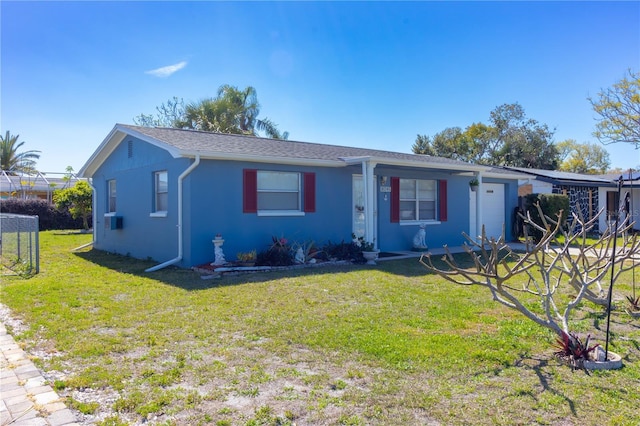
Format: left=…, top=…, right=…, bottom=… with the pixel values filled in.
left=108, top=216, right=123, bottom=230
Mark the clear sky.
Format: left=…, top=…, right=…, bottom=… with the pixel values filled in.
left=2, top=1, right=639, bottom=174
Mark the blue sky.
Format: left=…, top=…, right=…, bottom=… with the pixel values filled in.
left=2, top=1, right=639, bottom=174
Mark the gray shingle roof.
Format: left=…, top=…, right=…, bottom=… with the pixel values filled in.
left=120, top=124, right=481, bottom=169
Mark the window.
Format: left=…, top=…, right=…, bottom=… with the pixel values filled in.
left=257, top=171, right=300, bottom=211
left=243, top=169, right=315, bottom=215
left=391, top=177, right=447, bottom=223
left=155, top=171, right=168, bottom=212
left=399, top=179, right=436, bottom=221
left=107, top=180, right=116, bottom=213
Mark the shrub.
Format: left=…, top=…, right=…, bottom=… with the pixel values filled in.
left=256, top=236, right=294, bottom=266
left=523, top=193, right=570, bottom=242
left=0, top=198, right=88, bottom=230
left=322, top=239, right=365, bottom=263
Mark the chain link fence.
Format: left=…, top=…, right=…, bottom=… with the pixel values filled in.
left=0, top=213, right=39, bottom=274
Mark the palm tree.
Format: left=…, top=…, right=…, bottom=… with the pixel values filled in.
left=0, top=131, right=41, bottom=174
left=179, top=85, right=289, bottom=139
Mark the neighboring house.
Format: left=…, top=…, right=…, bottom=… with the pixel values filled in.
left=599, top=171, right=640, bottom=232
left=501, top=166, right=616, bottom=233
left=79, top=124, right=523, bottom=270
left=0, top=170, right=84, bottom=202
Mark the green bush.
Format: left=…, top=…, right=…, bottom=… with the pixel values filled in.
left=0, top=198, right=88, bottom=230
left=523, top=193, right=570, bottom=242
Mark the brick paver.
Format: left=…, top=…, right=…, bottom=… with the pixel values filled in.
left=0, top=321, right=79, bottom=426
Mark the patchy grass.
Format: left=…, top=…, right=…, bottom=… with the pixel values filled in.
left=1, top=231, right=640, bottom=425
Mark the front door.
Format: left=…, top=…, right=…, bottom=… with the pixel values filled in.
left=482, top=183, right=505, bottom=240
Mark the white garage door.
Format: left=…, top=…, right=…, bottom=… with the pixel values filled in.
left=481, top=183, right=505, bottom=240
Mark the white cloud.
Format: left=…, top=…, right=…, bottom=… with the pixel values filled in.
left=145, top=61, right=187, bottom=78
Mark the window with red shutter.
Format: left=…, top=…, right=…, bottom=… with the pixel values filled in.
left=439, top=180, right=447, bottom=222
left=391, top=177, right=446, bottom=222
left=304, top=172, right=316, bottom=213
left=391, top=177, right=400, bottom=223
left=243, top=169, right=257, bottom=213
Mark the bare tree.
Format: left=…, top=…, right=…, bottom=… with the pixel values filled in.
left=420, top=205, right=640, bottom=336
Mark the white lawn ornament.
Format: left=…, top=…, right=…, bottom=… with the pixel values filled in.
left=413, top=224, right=428, bottom=250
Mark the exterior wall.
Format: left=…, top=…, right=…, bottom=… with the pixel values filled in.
left=184, top=161, right=356, bottom=267
left=91, top=136, right=189, bottom=263
left=373, top=168, right=521, bottom=250
left=599, top=187, right=640, bottom=233
left=598, top=186, right=612, bottom=233
left=551, top=184, right=599, bottom=232
left=529, top=179, right=553, bottom=195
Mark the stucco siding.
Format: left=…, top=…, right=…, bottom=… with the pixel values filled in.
left=92, top=136, right=189, bottom=264
left=375, top=167, right=472, bottom=251
left=184, top=160, right=356, bottom=267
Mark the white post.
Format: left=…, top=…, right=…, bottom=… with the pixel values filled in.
left=366, top=161, right=377, bottom=249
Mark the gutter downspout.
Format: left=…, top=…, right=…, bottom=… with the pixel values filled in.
left=146, top=155, right=201, bottom=272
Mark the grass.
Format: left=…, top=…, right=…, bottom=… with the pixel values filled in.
left=1, top=231, right=640, bottom=425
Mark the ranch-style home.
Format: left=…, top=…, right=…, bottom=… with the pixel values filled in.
left=79, top=124, right=523, bottom=270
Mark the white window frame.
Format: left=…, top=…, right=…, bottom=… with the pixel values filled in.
left=106, top=179, right=117, bottom=215
left=399, top=178, right=439, bottom=224
left=256, top=170, right=304, bottom=217
left=151, top=171, right=168, bottom=218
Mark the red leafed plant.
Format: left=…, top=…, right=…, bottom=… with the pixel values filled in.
left=553, top=331, right=600, bottom=374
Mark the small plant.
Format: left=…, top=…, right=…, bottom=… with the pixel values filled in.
left=256, top=235, right=294, bottom=266
left=553, top=331, right=599, bottom=374
left=236, top=250, right=257, bottom=263
left=352, top=234, right=375, bottom=252
left=469, top=178, right=479, bottom=187
left=626, top=295, right=640, bottom=311
left=322, top=239, right=362, bottom=262
left=291, top=240, right=321, bottom=263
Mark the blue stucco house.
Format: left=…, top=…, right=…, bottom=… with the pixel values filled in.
left=79, top=124, right=522, bottom=271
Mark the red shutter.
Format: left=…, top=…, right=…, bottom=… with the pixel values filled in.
left=243, top=169, right=257, bottom=213
left=304, top=172, right=316, bottom=212
left=391, top=177, right=400, bottom=223
left=439, top=180, right=448, bottom=222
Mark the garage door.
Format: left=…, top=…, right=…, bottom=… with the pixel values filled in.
left=481, top=183, right=505, bottom=240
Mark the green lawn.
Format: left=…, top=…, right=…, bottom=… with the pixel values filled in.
left=2, top=231, right=640, bottom=425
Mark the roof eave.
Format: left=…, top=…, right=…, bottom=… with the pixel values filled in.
left=179, top=151, right=345, bottom=167
left=78, top=125, right=124, bottom=178
left=79, top=124, right=182, bottom=178
left=340, top=156, right=490, bottom=172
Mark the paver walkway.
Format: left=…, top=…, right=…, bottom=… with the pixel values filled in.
left=0, top=322, right=78, bottom=426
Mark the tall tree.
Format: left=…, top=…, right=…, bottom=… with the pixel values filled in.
left=556, top=139, right=611, bottom=174
left=0, top=131, right=41, bottom=174
left=413, top=103, right=559, bottom=169
left=412, top=127, right=470, bottom=161
left=134, top=85, right=289, bottom=139
left=134, top=97, right=185, bottom=128
left=489, top=103, right=558, bottom=169
left=589, top=70, right=640, bottom=146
